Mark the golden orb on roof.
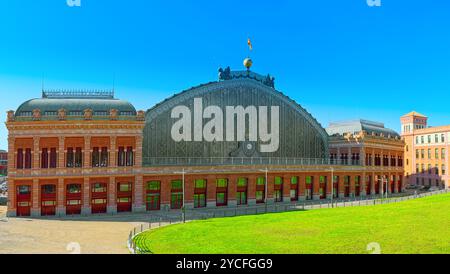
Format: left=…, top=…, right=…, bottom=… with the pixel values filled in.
left=243, top=57, right=253, bottom=70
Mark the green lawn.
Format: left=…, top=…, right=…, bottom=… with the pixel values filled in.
left=133, top=193, right=450, bottom=254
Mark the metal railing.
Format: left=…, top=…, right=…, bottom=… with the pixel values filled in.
left=143, top=157, right=362, bottom=167
left=128, top=189, right=449, bottom=254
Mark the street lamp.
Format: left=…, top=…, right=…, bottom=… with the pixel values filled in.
left=174, top=168, right=186, bottom=223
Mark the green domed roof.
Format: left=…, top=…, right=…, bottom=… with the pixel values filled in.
left=15, top=90, right=137, bottom=120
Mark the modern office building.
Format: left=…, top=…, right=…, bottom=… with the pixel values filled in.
left=5, top=60, right=406, bottom=217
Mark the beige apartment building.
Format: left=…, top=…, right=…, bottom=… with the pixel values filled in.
left=401, top=111, right=449, bottom=189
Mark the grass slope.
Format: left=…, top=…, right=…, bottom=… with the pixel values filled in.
left=134, top=193, right=450, bottom=254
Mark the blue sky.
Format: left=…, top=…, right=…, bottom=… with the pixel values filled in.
left=1, top=0, right=450, bottom=150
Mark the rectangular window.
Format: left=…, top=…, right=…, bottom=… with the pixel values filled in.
left=18, top=185, right=31, bottom=194
left=17, top=148, right=24, bottom=169
left=66, top=148, right=74, bottom=167
left=256, top=190, right=264, bottom=203
left=126, top=146, right=134, bottom=166
left=118, top=183, right=132, bottom=192
left=67, top=184, right=81, bottom=194
left=435, top=134, right=439, bottom=143
left=171, top=193, right=183, bottom=209
left=216, top=192, right=226, bottom=205
left=237, top=178, right=247, bottom=187
left=236, top=191, right=247, bottom=205
left=100, top=147, right=108, bottom=167
left=118, top=147, right=125, bottom=166
left=92, top=199, right=107, bottom=204
left=67, top=200, right=81, bottom=205
left=92, top=183, right=107, bottom=193
left=428, top=149, right=431, bottom=159
left=442, top=165, right=446, bottom=175
left=42, top=184, right=56, bottom=194
left=41, top=148, right=49, bottom=169
left=256, top=177, right=265, bottom=185
left=25, top=148, right=32, bottom=169
left=49, top=148, right=57, bottom=168
left=42, top=200, right=56, bottom=206
left=194, top=179, right=207, bottom=189
left=147, top=181, right=161, bottom=191
left=117, top=197, right=131, bottom=203
left=421, top=149, right=425, bottom=159
left=442, top=149, right=446, bottom=159
left=435, top=148, right=439, bottom=159
left=74, top=147, right=82, bottom=167
left=92, top=147, right=100, bottom=167
left=274, top=176, right=283, bottom=185
left=441, top=134, right=445, bottom=143
left=194, top=193, right=206, bottom=208
left=171, top=180, right=183, bottom=190
left=216, top=178, right=228, bottom=188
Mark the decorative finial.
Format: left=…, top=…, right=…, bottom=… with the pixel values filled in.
left=243, top=57, right=253, bottom=71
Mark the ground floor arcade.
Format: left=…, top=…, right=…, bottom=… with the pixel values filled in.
left=7, top=170, right=405, bottom=217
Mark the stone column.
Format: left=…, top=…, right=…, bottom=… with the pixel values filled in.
left=6, top=179, right=16, bottom=217
left=81, top=177, right=91, bottom=215
left=227, top=175, right=237, bottom=207
left=56, top=178, right=65, bottom=216
left=312, top=175, right=321, bottom=200
left=110, top=136, right=117, bottom=167
left=394, top=173, right=399, bottom=193
left=360, top=172, right=367, bottom=197
left=7, top=136, right=15, bottom=174
left=338, top=175, right=345, bottom=198
left=247, top=174, right=257, bottom=206
left=326, top=174, right=333, bottom=198
left=84, top=136, right=91, bottom=168
left=282, top=175, right=291, bottom=203
left=160, top=177, right=171, bottom=211
left=31, top=178, right=40, bottom=217
left=360, top=147, right=366, bottom=166
left=135, top=135, right=143, bottom=167
left=370, top=172, right=376, bottom=195
left=107, top=177, right=117, bottom=214
left=58, top=137, right=65, bottom=170
left=33, top=137, right=40, bottom=171
left=184, top=176, right=194, bottom=209
left=133, top=175, right=145, bottom=212
left=267, top=175, right=275, bottom=204
left=206, top=175, right=217, bottom=208
left=298, top=174, right=306, bottom=201
left=349, top=174, right=356, bottom=198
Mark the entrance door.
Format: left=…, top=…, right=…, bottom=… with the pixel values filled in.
left=366, top=176, right=371, bottom=195
left=319, top=176, right=326, bottom=199
left=117, top=182, right=132, bottom=212
left=344, top=176, right=350, bottom=197
left=41, top=184, right=56, bottom=216
left=374, top=177, right=380, bottom=194
left=146, top=181, right=161, bottom=211
left=66, top=184, right=82, bottom=215
left=16, top=185, right=31, bottom=216
left=91, top=183, right=107, bottom=214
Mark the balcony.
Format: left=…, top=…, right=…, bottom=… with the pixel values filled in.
left=143, top=157, right=362, bottom=167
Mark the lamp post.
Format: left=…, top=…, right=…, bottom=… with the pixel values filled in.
left=174, top=168, right=186, bottom=223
